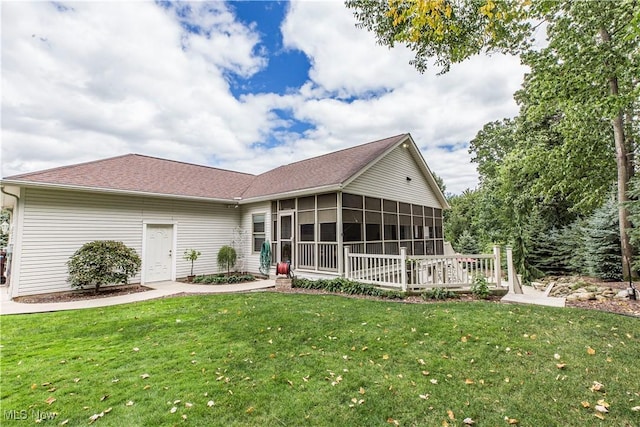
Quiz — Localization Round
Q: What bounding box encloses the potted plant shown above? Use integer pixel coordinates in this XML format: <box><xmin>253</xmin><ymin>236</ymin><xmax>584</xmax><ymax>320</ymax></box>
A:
<box><xmin>183</xmin><ymin>249</ymin><xmax>201</xmax><ymax>282</ymax></box>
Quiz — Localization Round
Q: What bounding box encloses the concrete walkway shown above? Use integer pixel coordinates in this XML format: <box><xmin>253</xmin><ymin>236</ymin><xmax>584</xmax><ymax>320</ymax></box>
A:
<box><xmin>500</xmin><ymin>283</ymin><xmax>566</xmax><ymax>308</ymax></box>
<box><xmin>0</xmin><ymin>280</ymin><xmax>275</xmax><ymax>315</ymax></box>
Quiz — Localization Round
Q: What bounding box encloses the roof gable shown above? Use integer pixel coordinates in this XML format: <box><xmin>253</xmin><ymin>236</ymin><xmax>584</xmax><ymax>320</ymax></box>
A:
<box><xmin>240</xmin><ymin>134</ymin><xmax>408</xmax><ymax>199</ymax></box>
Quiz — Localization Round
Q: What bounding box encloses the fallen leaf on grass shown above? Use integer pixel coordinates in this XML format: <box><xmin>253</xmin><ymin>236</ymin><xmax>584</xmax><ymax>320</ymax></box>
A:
<box><xmin>590</xmin><ymin>381</ymin><xmax>605</xmax><ymax>392</ymax></box>
<box><xmin>140</xmin><ymin>373</ymin><xmax>150</xmax><ymax>379</ymax></box>
<box><xmin>594</xmin><ymin>412</ymin><xmax>605</xmax><ymax>420</ymax></box>
<box><xmin>207</xmin><ymin>401</ymin><xmax>215</xmax><ymax>407</ymax></box>
<box><xmin>359</xmin><ymin>387</ymin><xmax>366</xmax><ymax>395</ymax></box>
<box><xmin>463</xmin><ymin>418</ymin><xmax>475</xmax><ymax>425</ymax></box>
<box><xmin>246</xmin><ymin>407</ymin><xmax>255</xmax><ymax>414</ymax></box>
<box><xmin>125</xmin><ymin>401</ymin><xmax>134</xmax><ymax>407</ymax></box>
<box><xmin>419</xmin><ymin>394</ymin><xmax>430</xmax><ymax>400</ymax></box>
<box><xmin>587</xmin><ymin>347</ymin><xmax>596</xmax><ymax>355</ymax></box>
<box><xmin>74</xmin><ymin>378</ymin><xmax>80</xmax><ymax>383</ymax></box>
<box><xmin>554</xmin><ymin>353</ymin><xmax>561</xmax><ymax>360</ymax></box>
<box><xmin>447</xmin><ymin>409</ymin><xmax>455</xmax><ymax>420</ymax></box>
<box><xmin>505</xmin><ymin>417</ymin><xmax>518</xmax><ymax>424</ymax></box>
<box><xmin>595</xmin><ymin>405</ymin><xmax>609</xmax><ymax>413</ymax></box>
<box><xmin>45</xmin><ymin>397</ymin><xmax>56</xmax><ymax>405</ymax></box>
<box><xmin>430</xmin><ymin>379</ymin><xmax>438</xmax><ymax>384</ymax></box>
<box><xmin>465</xmin><ymin>379</ymin><xmax>474</xmax><ymax>384</ymax></box>
<box><xmin>581</xmin><ymin>401</ymin><xmax>590</xmax><ymax>408</ymax></box>
<box><xmin>631</xmin><ymin>406</ymin><xmax>640</xmax><ymax>412</ymax></box>
<box><xmin>170</xmin><ymin>407</ymin><xmax>177</xmax><ymax>414</ymax></box>
<box><xmin>60</xmin><ymin>419</ymin><xmax>69</xmax><ymax>425</ymax></box>
<box><xmin>143</xmin><ymin>385</ymin><xmax>151</xmax><ymax>390</ymax></box>
<box><xmin>387</xmin><ymin>418</ymin><xmax>399</xmax><ymax>425</ymax></box>
<box><xmin>556</xmin><ymin>363</ymin><xmax>566</xmax><ymax>369</ymax></box>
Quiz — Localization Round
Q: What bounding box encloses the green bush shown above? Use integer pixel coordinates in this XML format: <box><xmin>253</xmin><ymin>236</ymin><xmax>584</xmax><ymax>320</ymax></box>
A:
<box><xmin>193</xmin><ymin>274</ymin><xmax>255</xmax><ymax>284</ymax></box>
<box><xmin>67</xmin><ymin>241</ymin><xmax>141</xmax><ymax>293</ymax></box>
<box><xmin>470</xmin><ymin>275</ymin><xmax>490</xmax><ymax>299</ymax></box>
<box><xmin>217</xmin><ymin>245</ymin><xmax>237</xmax><ymax>275</ymax></box>
<box><xmin>421</xmin><ymin>287</ymin><xmax>458</xmax><ymax>300</ymax></box>
<box><xmin>292</xmin><ymin>277</ymin><xmax>405</xmax><ymax>299</ymax></box>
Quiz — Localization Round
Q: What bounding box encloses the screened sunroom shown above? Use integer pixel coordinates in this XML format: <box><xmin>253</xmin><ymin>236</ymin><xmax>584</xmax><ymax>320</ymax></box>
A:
<box><xmin>270</xmin><ymin>192</ymin><xmax>444</xmax><ymax>275</ymax></box>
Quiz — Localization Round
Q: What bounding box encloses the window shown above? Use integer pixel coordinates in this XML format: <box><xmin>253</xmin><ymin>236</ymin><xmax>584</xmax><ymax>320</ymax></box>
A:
<box><xmin>298</xmin><ymin>210</ymin><xmax>315</xmax><ymax>242</ymax></box>
<box><xmin>365</xmin><ymin>211</ymin><xmax>382</xmax><ymax>241</ymax></box>
<box><xmin>252</xmin><ymin>214</ymin><xmax>266</xmax><ymax>252</ymax></box>
<box><xmin>343</xmin><ymin>193</ymin><xmax>363</xmax><ymax>209</ymax></box>
<box><xmin>320</xmin><ymin>223</ymin><xmax>337</xmax><ymax>242</ymax></box>
<box><xmin>343</xmin><ymin>209</ymin><xmax>363</xmax><ymax>242</ymax></box>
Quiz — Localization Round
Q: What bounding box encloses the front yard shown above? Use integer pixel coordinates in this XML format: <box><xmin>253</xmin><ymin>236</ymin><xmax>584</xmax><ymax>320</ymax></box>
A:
<box><xmin>1</xmin><ymin>293</ymin><xmax>638</xmax><ymax>426</ymax></box>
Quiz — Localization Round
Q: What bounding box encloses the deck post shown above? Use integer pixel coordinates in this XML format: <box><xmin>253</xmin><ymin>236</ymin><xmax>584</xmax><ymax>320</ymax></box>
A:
<box><xmin>343</xmin><ymin>246</ymin><xmax>350</xmax><ymax>279</ymax></box>
<box><xmin>400</xmin><ymin>247</ymin><xmax>407</xmax><ymax>292</ymax></box>
<box><xmin>505</xmin><ymin>246</ymin><xmax>521</xmax><ymax>293</ymax></box>
<box><xmin>493</xmin><ymin>245</ymin><xmax>502</xmax><ymax>288</ymax></box>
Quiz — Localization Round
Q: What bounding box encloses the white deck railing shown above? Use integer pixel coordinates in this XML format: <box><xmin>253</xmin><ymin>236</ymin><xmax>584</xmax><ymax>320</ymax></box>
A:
<box><xmin>297</xmin><ymin>242</ymin><xmax>339</xmax><ymax>272</ymax></box>
<box><xmin>344</xmin><ymin>246</ymin><xmax>508</xmax><ymax>291</ymax></box>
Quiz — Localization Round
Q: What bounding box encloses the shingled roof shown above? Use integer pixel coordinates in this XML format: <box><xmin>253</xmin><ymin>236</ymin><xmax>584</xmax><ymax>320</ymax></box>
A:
<box><xmin>2</xmin><ymin>134</ymin><xmax>430</xmax><ymax>203</ymax></box>
<box><xmin>2</xmin><ymin>154</ymin><xmax>256</xmax><ymax>201</ymax></box>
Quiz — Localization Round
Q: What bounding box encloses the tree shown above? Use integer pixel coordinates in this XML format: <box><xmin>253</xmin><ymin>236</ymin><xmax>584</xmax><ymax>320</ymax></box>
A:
<box><xmin>583</xmin><ymin>197</ymin><xmax>622</xmax><ymax>281</ymax></box>
<box><xmin>67</xmin><ymin>241</ymin><xmax>141</xmax><ymax>294</ymax></box>
<box><xmin>217</xmin><ymin>245</ymin><xmax>237</xmax><ymax>275</ymax></box>
<box><xmin>348</xmin><ymin>0</ymin><xmax>639</xmax><ymax>276</ymax></box>
<box><xmin>346</xmin><ymin>0</ymin><xmax>531</xmax><ymax>74</ymax></box>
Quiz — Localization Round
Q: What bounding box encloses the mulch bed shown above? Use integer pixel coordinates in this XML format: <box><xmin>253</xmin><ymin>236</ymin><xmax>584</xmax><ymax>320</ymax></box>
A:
<box><xmin>13</xmin><ymin>285</ymin><xmax>152</xmax><ymax>304</ymax></box>
<box><xmin>12</xmin><ymin>281</ymin><xmax>639</xmax><ymax>318</ymax></box>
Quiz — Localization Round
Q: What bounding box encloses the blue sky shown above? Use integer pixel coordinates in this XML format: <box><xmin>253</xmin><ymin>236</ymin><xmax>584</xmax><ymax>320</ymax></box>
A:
<box><xmin>1</xmin><ymin>1</ymin><xmax>527</xmax><ymax>193</ymax></box>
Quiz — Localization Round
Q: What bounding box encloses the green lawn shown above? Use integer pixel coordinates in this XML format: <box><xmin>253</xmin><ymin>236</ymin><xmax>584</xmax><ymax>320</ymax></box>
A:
<box><xmin>1</xmin><ymin>293</ymin><xmax>639</xmax><ymax>426</ymax></box>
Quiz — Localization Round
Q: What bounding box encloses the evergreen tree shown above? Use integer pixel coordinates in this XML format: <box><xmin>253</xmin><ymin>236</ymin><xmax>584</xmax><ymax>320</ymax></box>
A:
<box><xmin>455</xmin><ymin>230</ymin><xmax>479</xmax><ymax>254</ymax></box>
<box><xmin>583</xmin><ymin>198</ymin><xmax>622</xmax><ymax>281</ymax></box>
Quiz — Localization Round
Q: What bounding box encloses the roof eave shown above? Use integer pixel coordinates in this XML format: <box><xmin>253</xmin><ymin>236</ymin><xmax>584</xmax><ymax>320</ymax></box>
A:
<box><xmin>0</xmin><ymin>179</ymin><xmax>237</xmax><ymax>204</ymax></box>
<box><xmin>241</xmin><ymin>183</ymin><xmax>343</xmax><ymax>204</ymax></box>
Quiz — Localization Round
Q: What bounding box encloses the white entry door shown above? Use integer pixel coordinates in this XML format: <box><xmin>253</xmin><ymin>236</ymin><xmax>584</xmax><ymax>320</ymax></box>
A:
<box><xmin>145</xmin><ymin>224</ymin><xmax>174</xmax><ymax>282</ymax></box>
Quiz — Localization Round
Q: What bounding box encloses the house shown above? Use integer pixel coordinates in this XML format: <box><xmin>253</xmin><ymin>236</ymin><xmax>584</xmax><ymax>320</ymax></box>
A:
<box><xmin>0</xmin><ymin>134</ymin><xmax>448</xmax><ymax>298</ymax></box>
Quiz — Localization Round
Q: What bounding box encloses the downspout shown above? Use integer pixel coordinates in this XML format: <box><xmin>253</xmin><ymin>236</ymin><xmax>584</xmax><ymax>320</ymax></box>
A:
<box><xmin>0</xmin><ymin>186</ymin><xmax>19</xmax><ymax>289</ymax></box>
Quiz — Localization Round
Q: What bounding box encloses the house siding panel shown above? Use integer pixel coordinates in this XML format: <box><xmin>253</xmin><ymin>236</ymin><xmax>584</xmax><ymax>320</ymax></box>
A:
<box><xmin>344</xmin><ymin>146</ymin><xmax>441</xmax><ymax>208</ymax></box>
<box><xmin>15</xmin><ymin>188</ymin><xmax>240</xmax><ymax>296</ymax></box>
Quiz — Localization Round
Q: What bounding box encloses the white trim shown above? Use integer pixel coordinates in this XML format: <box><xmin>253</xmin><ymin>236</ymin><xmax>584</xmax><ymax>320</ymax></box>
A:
<box><xmin>9</xmin><ymin>187</ymin><xmax>25</xmax><ymax>299</ymax></box>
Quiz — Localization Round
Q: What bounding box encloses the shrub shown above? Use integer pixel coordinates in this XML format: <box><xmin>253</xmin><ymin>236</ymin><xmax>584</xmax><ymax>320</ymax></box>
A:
<box><xmin>193</xmin><ymin>274</ymin><xmax>255</xmax><ymax>284</ymax></box>
<box><xmin>217</xmin><ymin>245</ymin><xmax>237</xmax><ymax>275</ymax></box>
<box><xmin>422</xmin><ymin>287</ymin><xmax>457</xmax><ymax>300</ymax></box>
<box><xmin>67</xmin><ymin>241</ymin><xmax>141</xmax><ymax>293</ymax></box>
<box><xmin>470</xmin><ymin>275</ymin><xmax>490</xmax><ymax>299</ymax></box>
<box><xmin>292</xmin><ymin>277</ymin><xmax>405</xmax><ymax>299</ymax></box>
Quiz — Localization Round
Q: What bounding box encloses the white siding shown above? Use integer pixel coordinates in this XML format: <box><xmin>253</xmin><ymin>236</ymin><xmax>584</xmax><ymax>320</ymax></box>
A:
<box><xmin>345</xmin><ymin>146</ymin><xmax>442</xmax><ymax>208</ymax></box>
<box><xmin>15</xmin><ymin>188</ymin><xmax>240</xmax><ymax>296</ymax></box>
<box><xmin>239</xmin><ymin>202</ymin><xmax>271</xmax><ymax>275</ymax></box>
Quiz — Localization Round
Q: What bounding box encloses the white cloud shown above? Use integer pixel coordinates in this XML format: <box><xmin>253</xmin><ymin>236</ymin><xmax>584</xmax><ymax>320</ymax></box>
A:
<box><xmin>1</xmin><ymin>1</ymin><xmax>526</xmax><ymax>194</ymax></box>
